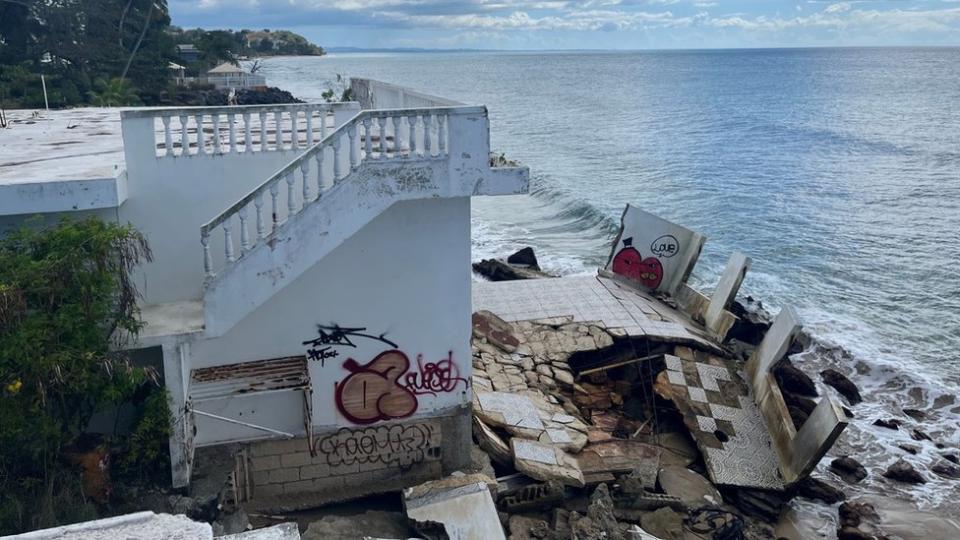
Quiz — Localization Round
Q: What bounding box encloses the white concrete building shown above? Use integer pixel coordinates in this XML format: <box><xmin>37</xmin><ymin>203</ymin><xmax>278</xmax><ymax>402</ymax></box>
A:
<box><xmin>205</xmin><ymin>62</ymin><xmax>267</xmax><ymax>90</ymax></box>
<box><xmin>0</xmin><ymin>79</ymin><xmax>528</xmax><ymax>509</ymax></box>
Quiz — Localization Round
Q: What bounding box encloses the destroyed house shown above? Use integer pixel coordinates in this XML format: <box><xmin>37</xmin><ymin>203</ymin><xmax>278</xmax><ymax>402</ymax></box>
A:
<box><xmin>0</xmin><ymin>80</ymin><xmax>529</xmax><ymax>509</ymax></box>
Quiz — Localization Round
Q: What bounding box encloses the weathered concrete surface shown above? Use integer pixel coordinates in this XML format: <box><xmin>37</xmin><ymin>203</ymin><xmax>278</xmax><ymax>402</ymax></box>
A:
<box><xmin>703</xmin><ymin>251</ymin><xmax>751</xmax><ymax>339</ymax></box>
<box><xmin>8</xmin><ymin>512</ymin><xmax>212</xmax><ymax>540</ymax></box>
<box><xmin>511</xmin><ymin>438</ymin><xmax>585</xmax><ymax>487</ymax></box>
<box><xmin>404</xmin><ymin>477</ymin><xmax>505</xmax><ymax>540</ymax></box>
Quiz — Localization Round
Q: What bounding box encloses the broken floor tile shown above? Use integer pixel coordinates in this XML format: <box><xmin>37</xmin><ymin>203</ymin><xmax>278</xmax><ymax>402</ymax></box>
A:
<box><xmin>511</xmin><ymin>438</ymin><xmax>585</xmax><ymax>488</ymax></box>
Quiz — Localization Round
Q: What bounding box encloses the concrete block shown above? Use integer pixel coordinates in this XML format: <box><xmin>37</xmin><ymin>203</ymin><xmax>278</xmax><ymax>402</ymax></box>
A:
<box><xmin>788</xmin><ymin>394</ymin><xmax>849</xmax><ymax>483</ymax></box>
<box><xmin>255</xmin><ymin>483</ymin><xmax>284</xmax><ymax>499</ymax></box>
<box><xmin>249</xmin><ymin>437</ymin><xmax>306</xmax><ymax>457</ymax></box>
<box><xmin>404</xmin><ymin>479</ymin><xmax>505</xmax><ymax>540</ymax></box>
<box><xmin>299</xmin><ymin>463</ymin><xmax>330</xmax><ymax>480</ymax></box>
<box><xmin>251</xmin><ymin>470</ymin><xmax>270</xmax><ymax>486</ymax></box>
<box><xmin>705</xmin><ymin>251</ymin><xmax>751</xmax><ymax>336</ymax></box>
<box><xmin>283</xmin><ymin>479</ymin><xmax>316</xmax><ymax>494</ymax></box>
<box><xmin>268</xmin><ymin>468</ymin><xmax>299</xmax><ymax>484</ymax></box>
<box><xmin>746</xmin><ymin>306</ymin><xmax>802</xmax><ymax>392</ymax></box>
<box><xmin>250</xmin><ymin>455</ymin><xmax>280</xmax><ymax>472</ymax></box>
<box><xmin>279</xmin><ymin>451</ymin><xmax>312</xmax><ymax>469</ymax></box>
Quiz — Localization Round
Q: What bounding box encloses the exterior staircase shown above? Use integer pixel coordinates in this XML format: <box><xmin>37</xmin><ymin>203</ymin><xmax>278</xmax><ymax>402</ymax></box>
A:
<box><xmin>199</xmin><ymin>105</ymin><xmax>528</xmax><ymax>337</ymax></box>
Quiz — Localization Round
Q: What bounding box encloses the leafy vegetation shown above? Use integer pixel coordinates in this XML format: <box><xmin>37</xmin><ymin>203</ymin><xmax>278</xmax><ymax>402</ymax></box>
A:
<box><xmin>170</xmin><ymin>27</ymin><xmax>325</xmax><ymax>65</ymax></box>
<box><xmin>0</xmin><ymin>218</ymin><xmax>160</xmax><ymax>534</ymax></box>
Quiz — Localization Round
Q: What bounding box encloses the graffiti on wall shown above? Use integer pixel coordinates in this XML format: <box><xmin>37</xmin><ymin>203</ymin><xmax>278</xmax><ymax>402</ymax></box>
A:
<box><xmin>302</xmin><ymin>324</ymin><xmax>399</xmax><ymax>366</ymax></box>
<box><xmin>606</xmin><ymin>204</ymin><xmax>705</xmax><ymax>294</ymax></box>
<box><xmin>334</xmin><ymin>350</ymin><xmax>469</xmax><ymax>425</ymax></box>
<box><xmin>315</xmin><ymin>423</ymin><xmax>440</xmax><ymax>468</ymax></box>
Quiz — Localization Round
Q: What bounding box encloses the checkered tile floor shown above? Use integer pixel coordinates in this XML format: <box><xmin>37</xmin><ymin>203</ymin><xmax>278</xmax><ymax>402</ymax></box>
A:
<box><xmin>663</xmin><ymin>348</ymin><xmax>785</xmax><ymax>490</ymax></box>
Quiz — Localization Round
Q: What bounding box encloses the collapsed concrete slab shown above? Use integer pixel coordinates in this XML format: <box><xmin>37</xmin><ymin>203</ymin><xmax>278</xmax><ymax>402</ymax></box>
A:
<box><xmin>404</xmin><ymin>475</ymin><xmax>505</xmax><ymax>540</ymax></box>
<box><xmin>511</xmin><ymin>438</ymin><xmax>585</xmax><ymax>487</ymax></box>
<box><xmin>7</xmin><ymin>512</ymin><xmax>300</xmax><ymax>540</ymax></box>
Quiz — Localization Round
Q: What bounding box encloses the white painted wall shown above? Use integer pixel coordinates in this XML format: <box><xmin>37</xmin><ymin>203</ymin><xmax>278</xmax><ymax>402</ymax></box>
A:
<box><xmin>189</xmin><ymin>197</ymin><xmax>473</xmax><ymax>443</ymax></box>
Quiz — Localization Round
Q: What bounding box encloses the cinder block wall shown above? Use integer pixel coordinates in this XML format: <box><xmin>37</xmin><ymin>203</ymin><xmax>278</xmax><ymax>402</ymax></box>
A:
<box><xmin>239</xmin><ymin>408</ymin><xmax>470</xmax><ymax>511</ymax></box>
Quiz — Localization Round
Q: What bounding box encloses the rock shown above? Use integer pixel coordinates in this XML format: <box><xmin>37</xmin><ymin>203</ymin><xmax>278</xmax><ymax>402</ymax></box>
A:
<box><xmin>942</xmin><ymin>453</ymin><xmax>959</xmax><ymax>464</ymax></box>
<box><xmin>872</xmin><ymin>418</ymin><xmax>902</xmax><ymax>430</ymax></box>
<box><xmin>508</xmin><ymin>515</ymin><xmax>550</xmax><ymax>540</ymax></box>
<box><xmin>303</xmin><ymin>510</ymin><xmax>413</xmax><ymax>540</ymax></box>
<box><xmin>787</xmin><ymin>406</ymin><xmax>809</xmax><ymax>430</ymax></box>
<box><xmin>898</xmin><ymin>444</ymin><xmax>920</xmax><ymax>455</ymax></box>
<box><xmin>882</xmin><ymin>459</ymin><xmax>926</xmax><ymax>484</ymax></box>
<box><xmin>473</xmin><ymin>259</ymin><xmax>554</xmax><ymax>282</ymax></box>
<box><xmin>795</xmin><ymin>476</ymin><xmax>846</xmax><ymax>504</ymax></box>
<box><xmin>640</xmin><ymin>508</ymin><xmax>685</xmax><ymax>540</ymax></box>
<box><xmin>837</xmin><ymin>501</ymin><xmax>884</xmax><ymax>540</ymax></box>
<box><xmin>507</xmin><ymin>247</ymin><xmax>540</xmax><ymax>270</ymax></box>
<box><xmin>830</xmin><ymin>457</ymin><xmax>868</xmax><ymax>483</ymax></box>
<box><xmin>728</xmin><ymin>297</ymin><xmax>773</xmax><ymax>346</ymax></box>
<box><xmin>553</xmin><ymin>368</ymin><xmax>575</xmax><ymax>387</ymax></box>
<box><xmin>775</xmin><ymin>360</ymin><xmax>819</xmax><ymax>397</ymax></box>
<box><xmin>212</xmin><ymin>508</ymin><xmax>249</xmax><ymax>536</ymax></box>
<box><xmin>783</xmin><ymin>390</ymin><xmax>817</xmax><ymax>415</ymax></box>
<box><xmin>583</xmin><ymin>484</ymin><xmax>623</xmax><ymax>540</ymax></box>
<box><xmin>724</xmin><ymin>487</ymin><xmax>788</xmax><ymax>522</ymax></box>
<box><xmin>931</xmin><ymin>459</ymin><xmax>960</xmax><ymax>479</ymax></box>
<box><xmin>821</xmin><ymin>369</ymin><xmax>863</xmax><ymax>405</ymax></box>
<box><xmin>910</xmin><ymin>428</ymin><xmax>932</xmax><ymax>442</ymax></box>
<box><xmin>657</xmin><ymin>466</ymin><xmax>722</xmax><ymax>506</ymax></box>
<box><xmin>903</xmin><ymin>408</ymin><xmax>927</xmax><ymax>421</ymax></box>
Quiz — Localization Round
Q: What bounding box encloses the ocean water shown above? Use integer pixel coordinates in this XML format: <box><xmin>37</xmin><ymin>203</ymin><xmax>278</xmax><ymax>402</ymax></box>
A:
<box><xmin>260</xmin><ymin>49</ymin><xmax>960</xmax><ymax>528</ymax></box>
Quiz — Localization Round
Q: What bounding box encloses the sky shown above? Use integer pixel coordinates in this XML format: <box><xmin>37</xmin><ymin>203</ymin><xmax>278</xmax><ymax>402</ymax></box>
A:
<box><xmin>169</xmin><ymin>1</ymin><xmax>960</xmax><ymax>50</ymax></box>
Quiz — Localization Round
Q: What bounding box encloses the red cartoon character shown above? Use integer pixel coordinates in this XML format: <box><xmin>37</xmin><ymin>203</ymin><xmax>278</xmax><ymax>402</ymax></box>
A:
<box><xmin>611</xmin><ymin>237</ymin><xmax>664</xmax><ymax>290</ymax></box>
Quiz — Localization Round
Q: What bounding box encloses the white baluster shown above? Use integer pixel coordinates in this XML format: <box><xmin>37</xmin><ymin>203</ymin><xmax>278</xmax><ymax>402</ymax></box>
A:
<box><xmin>238</xmin><ymin>206</ymin><xmax>250</xmax><ymax>254</ymax></box>
<box><xmin>408</xmin><ymin>115</ymin><xmax>417</xmax><ymax>157</ymax></box>
<box><xmin>201</xmin><ymin>231</ymin><xmax>212</xmax><ymax>276</ymax></box>
<box><xmin>315</xmin><ymin>150</ymin><xmax>325</xmax><ymax>195</ymax></box>
<box><xmin>269</xmin><ymin>182</ymin><xmax>280</xmax><ymax>231</ymax></box>
<box><xmin>228</xmin><ymin>113</ymin><xmax>237</xmax><ymax>154</ymax></box>
<box><xmin>212</xmin><ymin>114</ymin><xmax>221</xmax><ymax>154</ymax></box>
<box><xmin>300</xmin><ymin>160</ymin><xmax>310</xmax><ymax>203</ymax></box>
<box><xmin>259</xmin><ymin>111</ymin><xmax>268</xmax><ymax>152</ymax></box>
<box><xmin>321</xmin><ymin>111</ymin><xmax>328</xmax><ymax>140</ymax></box>
<box><xmin>161</xmin><ymin>116</ymin><xmax>173</xmax><ymax>157</ymax></box>
<box><xmin>195</xmin><ymin>114</ymin><xmax>206</xmax><ymax>155</ymax></box>
<box><xmin>306</xmin><ymin>111</ymin><xmax>314</xmax><ymax>147</ymax></box>
<box><xmin>243</xmin><ymin>113</ymin><xmax>252</xmax><ymax>153</ymax></box>
<box><xmin>285</xmin><ymin>171</ymin><xmax>297</xmax><ymax>214</ymax></box>
<box><xmin>391</xmin><ymin>116</ymin><xmax>401</xmax><ymax>157</ymax></box>
<box><xmin>274</xmin><ymin>111</ymin><xmax>283</xmax><ymax>150</ymax></box>
<box><xmin>438</xmin><ymin>114</ymin><xmax>447</xmax><ymax>155</ymax></box>
<box><xmin>363</xmin><ymin>117</ymin><xmax>373</xmax><ymax>159</ymax></box>
<box><xmin>254</xmin><ymin>192</ymin><xmax>266</xmax><ymax>239</ymax></box>
<box><xmin>291</xmin><ymin>110</ymin><xmax>299</xmax><ymax>150</ymax></box>
<box><xmin>423</xmin><ymin>113</ymin><xmax>432</xmax><ymax>156</ymax></box>
<box><xmin>378</xmin><ymin>117</ymin><xmax>387</xmax><ymax>158</ymax></box>
<box><xmin>348</xmin><ymin>124</ymin><xmax>358</xmax><ymax>169</ymax></box>
<box><xmin>333</xmin><ymin>135</ymin><xmax>343</xmax><ymax>182</ymax></box>
<box><xmin>179</xmin><ymin>115</ymin><xmax>189</xmax><ymax>156</ymax></box>
<box><xmin>223</xmin><ymin>221</ymin><xmax>235</xmax><ymax>263</ymax></box>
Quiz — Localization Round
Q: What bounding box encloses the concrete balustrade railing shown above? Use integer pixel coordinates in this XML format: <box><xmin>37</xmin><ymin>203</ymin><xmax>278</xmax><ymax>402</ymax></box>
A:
<box><xmin>200</xmin><ymin>105</ymin><xmax>483</xmax><ymax>278</ymax></box>
<box><xmin>122</xmin><ymin>103</ymin><xmax>360</xmax><ymax>158</ymax></box>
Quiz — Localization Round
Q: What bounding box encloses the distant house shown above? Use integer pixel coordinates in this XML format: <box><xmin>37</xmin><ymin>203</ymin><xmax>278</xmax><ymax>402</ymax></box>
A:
<box><xmin>168</xmin><ymin>62</ymin><xmax>187</xmax><ymax>86</ymax></box>
<box><xmin>204</xmin><ymin>62</ymin><xmax>266</xmax><ymax>90</ymax></box>
<box><xmin>176</xmin><ymin>44</ymin><xmax>200</xmax><ymax>63</ymax></box>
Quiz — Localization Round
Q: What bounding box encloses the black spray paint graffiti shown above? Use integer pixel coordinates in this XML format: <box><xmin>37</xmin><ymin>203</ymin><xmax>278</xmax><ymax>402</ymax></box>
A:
<box><xmin>650</xmin><ymin>234</ymin><xmax>680</xmax><ymax>258</ymax></box>
<box><xmin>314</xmin><ymin>423</ymin><xmax>440</xmax><ymax>469</ymax></box>
<box><xmin>403</xmin><ymin>352</ymin><xmax>469</xmax><ymax>396</ymax></box>
<box><xmin>302</xmin><ymin>324</ymin><xmax>399</xmax><ymax>366</ymax></box>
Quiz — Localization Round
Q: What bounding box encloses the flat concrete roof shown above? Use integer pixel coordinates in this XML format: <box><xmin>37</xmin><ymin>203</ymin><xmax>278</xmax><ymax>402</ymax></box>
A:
<box><xmin>0</xmin><ymin>108</ymin><xmax>126</xmax><ymax>215</ymax></box>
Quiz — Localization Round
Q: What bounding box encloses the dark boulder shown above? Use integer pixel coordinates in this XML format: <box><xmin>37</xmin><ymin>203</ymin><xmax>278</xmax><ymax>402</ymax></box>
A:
<box><xmin>942</xmin><ymin>453</ymin><xmax>959</xmax><ymax>464</ymax></box>
<box><xmin>903</xmin><ymin>408</ymin><xmax>926</xmax><ymax>421</ymax></box>
<box><xmin>898</xmin><ymin>444</ymin><xmax>920</xmax><ymax>455</ymax></box>
<box><xmin>830</xmin><ymin>457</ymin><xmax>868</xmax><ymax>484</ymax></box>
<box><xmin>872</xmin><ymin>418</ymin><xmax>902</xmax><ymax>430</ymax></box>
<box><xmin>728</xmin><ymin>297</ymin><xmax>773</xmax><ymax>345</ymax></box>
<box><xmin>783</xmin><ymin>391</ymin><xmax>817</xmax><ymax>415</ymax></box>
<box><xmin>910</xmin><ymin>428</ymin><xmax>933</xmax><ymax>442</ymax></box>
<box><xmin>472</xmin><ymin>258</ymin><xmax>555</xmax><ymax>282</ymax></box>
<box><xmin>837</xmin><ymin>501</ymin><xmax>885</xmax><ymax>540</ymax></box>
<box><xmin>932</xmin><ymin>459</ymin><xmax>960</xmax><ymax>479</ymax></box>
<box><xmin>507</xmin><ymin>247</ymin><xmax>540</xmax><ymax>270</ymax></box>
<box><xmin>795</xmin><ymin>476</ymin><xmax>846</xmax><ymax>504</ymax></box>
<box><xmin>882</xmin><ymin>458</ymin><xmax>926</xmax><ymax>484</ymax></box>
<box><xmin>775</xmin><ymin>360</ymin><xmax>819</xmax><ymax>397</ymax></box>
<box><xmin>787</xmin><ymin>406</ymin><xmax>809</xmax><ymax>430</ymax></box>
<box><xmin>821</xmin><ymin>369</ymin><xmax>862</xmax><ymax>405</ymax></box>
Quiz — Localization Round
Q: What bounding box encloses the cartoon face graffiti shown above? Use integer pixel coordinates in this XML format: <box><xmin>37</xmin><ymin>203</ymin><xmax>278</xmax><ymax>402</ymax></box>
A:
<box><xmin>336</xmin><ymin>350</ymin><xmax>418</xmax><ymax>425</ymax></box>
<box><xmin>611</xmin><ymin>237</ymin><xmax>664</xmax><ymax>290</ymax></box>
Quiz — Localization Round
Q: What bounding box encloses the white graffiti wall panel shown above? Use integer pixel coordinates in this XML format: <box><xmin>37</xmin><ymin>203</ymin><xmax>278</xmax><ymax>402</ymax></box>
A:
<box><xmin>605</xmin><ymin>204</ymin><xmax>706</xmax><ymax>295</ymax></box>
